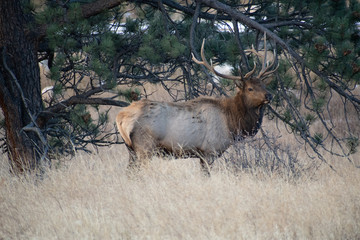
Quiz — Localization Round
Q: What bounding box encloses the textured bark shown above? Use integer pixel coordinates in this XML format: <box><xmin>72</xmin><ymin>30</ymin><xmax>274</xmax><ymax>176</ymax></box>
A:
<box><xmin>0</xmin><ymin>0</ymin><xmax>44</xmax><ymax>173</ymax></box>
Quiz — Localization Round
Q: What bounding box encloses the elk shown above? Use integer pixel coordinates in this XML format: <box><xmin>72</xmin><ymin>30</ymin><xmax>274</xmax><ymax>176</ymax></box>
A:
<box><xmin>116</xmin><ymin>35</ymin><xmax>278</xmax><ymax>174</ymax></box>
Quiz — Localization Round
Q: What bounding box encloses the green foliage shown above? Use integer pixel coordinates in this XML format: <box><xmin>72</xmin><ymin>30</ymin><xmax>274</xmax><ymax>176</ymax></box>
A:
<box><xmin>70</xmin><ymin>105</ymin><xmax>92</xmax><ymax>129</ymax></box>
<box><xmin>119</xmin><ymin>88</ymin><xmax>141</xmax><ymax>103</ymax></box>
<box><xmin>283</xmin><ymin>109</ymin><xmax>292</xmax><ymax>123</ymax></box>
<box><xmin>90</xmin><ymin>57</ymin><xmax>113</xmax><ymax>83</ymax></box>
<box><xmin>276</xmin><ymin>59</ymin><xmax>293</xmax><ymax>83</ymax></box>
<box><xmin>35</xmin><ymin>5</ymin><xmax>63</xmax><ymax>24</ymax></box>
<box><xmin>125</xmin><ymin>18</ymin><xmax>140</xmax><ymax>33</ymax></box>
<box><xmin>282</xmin><ymin>73</ymin><xmax>296</xmax><ymax>89</ymax></box>
<box><xmin>100</xmin><ymin>34</ymin><xmax>116</xmax><ymax>57</ymax></box>
<box><xmin>293</xmin><ymin>121</ymin><xmax>308</xmax><ymax>134</ymax></box>
<box><xmin>313</xmin><ymin>133</ymin><xmax>324</xmax><ymax>146</ymax></box>
<box><xmin>346</xmin><ymin>136</ymin><xmax>360</xmax><ymax>154</ymax></box>
<box><xmin>316</xmin><ymin>78</ymin><xmax>328</xmax><ymax>92</ymax></box>
<box><xmin>218</xmin><ymin>77</ymin><xmax>234</xmax><ymax>88</ymax></box>
<box><xmin>312</xmin><ymin>96</ymin><xmax>326</xmax><ymax>111</ymax></box>
<box><xmin>346</xmin><ymin>136</ymin><xmax>359</xmax><ymax>154</ymax></box>
<box><xmin>305</xmin><ymin>113</ymin><xmax>316</xmax><ymax>124</ymax></box>
<box><xmin>300</xmin><ymin>0</ymin><xmax>360</xmax><ymax>82</ymax></box>
<box><xmin>138</xmin><ymin>11</ymin><xmax>186</xmax><ymax>64</ymax></box>
<box><xmin>67</xmin><ymin>3</ymin><xmax>83</xmax><ymax>22</ymax></box>
<box><xmin>224</xmin><ymin>38</ymin><xmax>241</xmax><ymax>64</ymax></box>
<box><xmin>52</xmin><ymin>83</ymin><xmax>63</xmax><ymax>96</ymax></box>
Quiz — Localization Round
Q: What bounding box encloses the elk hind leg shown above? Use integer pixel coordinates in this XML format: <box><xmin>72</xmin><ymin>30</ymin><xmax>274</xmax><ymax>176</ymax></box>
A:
<box><xmin>126</xmin><ymin>145</ymin><xmax>140</xmax><ymax>171</ymax></box>
<box><xmin>128</xmin><ymin>140</ymin><xmax>157</xmax><ymax>171</ymax></box>
<box><xmin>126</xmin><ymin>131</ymin><xmax>155</xmax><ymax>171</ymax></box>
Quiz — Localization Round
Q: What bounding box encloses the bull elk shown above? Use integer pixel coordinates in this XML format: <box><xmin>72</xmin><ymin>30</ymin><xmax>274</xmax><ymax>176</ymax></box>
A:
<box><xmin>116</xmin><ymin>35</ymin><xmax>278</xmax><ymax>174</ymax></box>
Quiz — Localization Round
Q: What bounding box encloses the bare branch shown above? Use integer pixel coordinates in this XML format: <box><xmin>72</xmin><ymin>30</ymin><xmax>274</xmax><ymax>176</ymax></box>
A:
<box><xmin>45</xmin><ymin>95</ymin><xmax>129</xmax><ymax>114</ymax></box>
<box><xmin>81</xmin><ymin>0</ymin><xmax>127</xmax><ymax>19</ymax></box>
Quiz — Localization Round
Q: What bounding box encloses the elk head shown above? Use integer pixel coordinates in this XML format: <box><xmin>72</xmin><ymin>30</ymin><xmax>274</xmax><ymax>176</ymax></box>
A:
<box><xmin>192</xmin><ymin>33</ymin><xmax>278</xmax><ymax>109</ymax></box>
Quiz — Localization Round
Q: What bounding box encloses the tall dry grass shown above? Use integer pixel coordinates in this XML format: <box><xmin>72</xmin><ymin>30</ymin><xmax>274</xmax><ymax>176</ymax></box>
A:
<box><xmin>0</xmin><ymin>144</ymin><xmax>359</xmax><ymax>239</ymax></box>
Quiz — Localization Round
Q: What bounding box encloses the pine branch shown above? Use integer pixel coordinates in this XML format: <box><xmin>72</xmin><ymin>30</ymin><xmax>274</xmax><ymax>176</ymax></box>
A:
<box><xmin>81</xmin><ymin>0</ymin><xmax>126</xmax><ymax>19</ymax></box>
<box><xmin>44</xmin><ymin>92</ymin><xmax>129</xmax><ymax>114</ymax></box>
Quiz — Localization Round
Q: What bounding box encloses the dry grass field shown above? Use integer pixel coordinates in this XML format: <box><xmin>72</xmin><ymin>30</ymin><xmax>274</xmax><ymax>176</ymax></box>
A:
<box><xmin>0</xmin><ymin>134</ymin><xmax>360</xmax><ymax>239</ymax></box>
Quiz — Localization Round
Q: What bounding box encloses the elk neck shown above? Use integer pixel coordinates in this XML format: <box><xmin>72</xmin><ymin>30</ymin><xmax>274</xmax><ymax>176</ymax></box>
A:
<box><xmin>222</xmin><ymin>91</ymin><xmax>265</xmax><ymax>140</ymax></box>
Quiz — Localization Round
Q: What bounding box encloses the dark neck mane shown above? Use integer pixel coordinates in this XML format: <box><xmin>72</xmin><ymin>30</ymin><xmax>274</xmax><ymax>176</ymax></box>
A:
<box><xmin>222</xmin><ymin>93</ymin><xmax>265</xmax><ymax>140</ymax></box>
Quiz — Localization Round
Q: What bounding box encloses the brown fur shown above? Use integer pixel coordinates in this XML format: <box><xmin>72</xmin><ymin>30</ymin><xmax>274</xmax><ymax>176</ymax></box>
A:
<box><xmin>116</xmin><ymin>77</ymin><xmax>272</xmax><ymax>174</ymax></box>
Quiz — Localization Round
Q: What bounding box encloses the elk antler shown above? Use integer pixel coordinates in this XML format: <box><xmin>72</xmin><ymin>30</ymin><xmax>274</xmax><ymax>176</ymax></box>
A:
<box><xmin>245</xmin><ymin>33</ymin><xmax>279</xmax><ymax>80</ymax></box>
<box><xmin>192</xmin><ymin>39</ymin><xmax>257</xmax><ymax>83</ymax></box>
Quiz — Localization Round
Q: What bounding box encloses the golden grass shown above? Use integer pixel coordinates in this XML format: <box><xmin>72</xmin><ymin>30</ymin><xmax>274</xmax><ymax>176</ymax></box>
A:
<box><xmin>0</xmin><ymin>144</ymin><xmax>359</xmax><ymax>239</ymax></box>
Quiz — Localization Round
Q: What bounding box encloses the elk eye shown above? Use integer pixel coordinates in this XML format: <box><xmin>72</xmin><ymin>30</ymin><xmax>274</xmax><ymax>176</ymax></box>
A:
<box><xmin>248</xmin><ymin>88</ymin><xmax>253</xmax><ymax>91</ymax></box>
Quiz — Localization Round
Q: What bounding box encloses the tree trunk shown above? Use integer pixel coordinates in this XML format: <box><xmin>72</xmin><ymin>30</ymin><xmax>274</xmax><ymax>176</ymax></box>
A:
<box><xmin>0</xmin><ymin>0</ymin><xmax>45</xmax><ymax>173</ymax></box>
